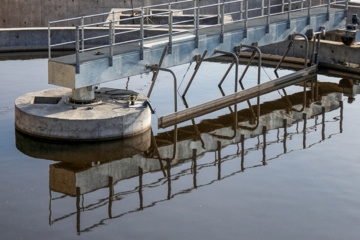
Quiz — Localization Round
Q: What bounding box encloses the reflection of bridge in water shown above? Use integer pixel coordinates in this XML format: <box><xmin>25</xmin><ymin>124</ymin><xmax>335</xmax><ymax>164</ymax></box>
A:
<box><xmin>15</xmin><ymin>74</ymin><xmax>359</xmax><ymax>234</ymax></box>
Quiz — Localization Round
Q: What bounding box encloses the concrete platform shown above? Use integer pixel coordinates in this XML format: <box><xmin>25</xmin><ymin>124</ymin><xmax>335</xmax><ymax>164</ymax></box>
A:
<box><xmin>15</xmin><ymin>88</ymin><xmax>151</xmax><ymax>141</ymax></box>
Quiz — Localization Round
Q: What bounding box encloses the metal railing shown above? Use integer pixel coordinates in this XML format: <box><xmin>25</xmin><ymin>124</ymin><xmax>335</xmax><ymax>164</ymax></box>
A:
<box><xmin>48</xmin><ymin>0</ymin><xmax>348</xmax><ymax>70</ymax></box>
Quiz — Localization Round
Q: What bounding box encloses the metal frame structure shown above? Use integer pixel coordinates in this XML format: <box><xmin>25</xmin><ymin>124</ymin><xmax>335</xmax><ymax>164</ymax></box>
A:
<box><xmin>48</xmin><ymin>0</ymin><xmax>349</xmax><ymax>69</ymax></box>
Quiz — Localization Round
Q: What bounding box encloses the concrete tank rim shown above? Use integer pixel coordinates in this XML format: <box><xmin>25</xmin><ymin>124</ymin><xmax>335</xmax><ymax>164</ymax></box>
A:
<box><xmin>15</xmin><ymin>87</ymin><xmax>152</xmax><ymax>141</ymax></box>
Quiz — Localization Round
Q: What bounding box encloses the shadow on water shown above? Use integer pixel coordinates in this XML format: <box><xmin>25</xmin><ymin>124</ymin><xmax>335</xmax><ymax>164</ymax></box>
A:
<box><xmin>15</xmin><ymin>74</ymin><xmax>360</xmax><ymax>235</ymax></box>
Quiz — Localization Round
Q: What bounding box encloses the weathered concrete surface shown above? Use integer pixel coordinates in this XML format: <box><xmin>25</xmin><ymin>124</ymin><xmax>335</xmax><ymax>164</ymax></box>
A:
<box><xmin>15</xmin><ymin>88</ymin><xmax>151</xmax><ymax>140</ymax></box>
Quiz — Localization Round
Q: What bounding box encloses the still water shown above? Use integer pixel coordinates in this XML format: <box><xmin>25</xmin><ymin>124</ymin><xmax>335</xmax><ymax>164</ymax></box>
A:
<box><xmin>0</xmin><ymin>55</ymin><xmax>359</xmax><ymax>240</ymax></box>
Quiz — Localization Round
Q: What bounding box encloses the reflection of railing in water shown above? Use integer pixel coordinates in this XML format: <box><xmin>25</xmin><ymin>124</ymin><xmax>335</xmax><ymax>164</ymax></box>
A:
<box><xmin>45</xmin><ymin>86</ymin><xmax>346</xmax><ymax>234</ymax></box>
<box><xmin>48</xmin><ymin>99</ymin><xmax>344</xmax><ymax>234</ymax></box>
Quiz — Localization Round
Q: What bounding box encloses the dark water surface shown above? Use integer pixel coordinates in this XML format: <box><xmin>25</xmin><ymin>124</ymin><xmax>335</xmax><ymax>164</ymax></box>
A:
<box><xmin>0</xmin><ymin>56</ymin><xmax>360</xmax><ymax>240</ymax></box>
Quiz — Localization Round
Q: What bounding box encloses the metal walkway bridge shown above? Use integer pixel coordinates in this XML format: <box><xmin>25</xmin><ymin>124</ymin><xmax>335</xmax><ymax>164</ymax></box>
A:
<box><xmin>48</xmin><ymin>0</ymin><xmax>348</xmax><ymax>125</ymax></box>
<box><xmin>48</xmin><ymin>0</ymin><xmax>348</xmax><ymax>87</ymax></box>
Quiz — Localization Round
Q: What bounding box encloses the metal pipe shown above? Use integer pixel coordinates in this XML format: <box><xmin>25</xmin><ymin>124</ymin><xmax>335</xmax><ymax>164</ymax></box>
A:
<box><xmin>238</xmin><ymin>50</ymin><xmax>256</xmax><ymax>84</ymax></box>
<box><xmin>147</xmin><ymin>65</ymin><xmax>178</xmax><ymax>113</ymax></box>
<box><xmin>241</xmin><ymin>44</ymin><xmax>261</xmax><ymax>85</ymax></box>
<box><xmin>215</xmin><ymin>50</ymin><xmax>238</xmax><ymax>92</ymax></box>
<box><xmin>294</xmin><ymin>33</ymin><xmax>309</xmax><ymax>68</ymax></box>
<box><xmin>148</xmin><ymin>46</ymin><xmax>168</xmax><ymax>98</ymax></box>
<box><xmin>158</xmin><ymin>66</ymin><xmax>317</xmax><ymax>129</ymax></box>
<box><xmin>182</xmin><ymin>50</ymin><xmax>207</xmax><ymax>98</ymax></box>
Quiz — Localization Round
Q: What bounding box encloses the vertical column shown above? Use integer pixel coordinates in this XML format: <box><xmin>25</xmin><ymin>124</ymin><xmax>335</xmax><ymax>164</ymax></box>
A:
<box><xmin>241</xmin><ymin>134</ymin><xmax>245</xmax><ymax>172</ymax></box>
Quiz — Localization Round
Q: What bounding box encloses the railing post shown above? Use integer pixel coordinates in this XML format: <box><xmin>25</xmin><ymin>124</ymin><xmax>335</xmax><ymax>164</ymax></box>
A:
<box><xmin>194</xmin><ymin>0</ymin><xmax>197</xmax><ymax>27</ymax></box>
<box><xmin>169</xmin><ymin>11</ymin><xmax>173</xmax><ymax>54</ymax></box>
<box><xmin>244</xmin><ymin>0</ymin><xmax>248</xmax><ymax>38</ymax></box>
<box><xmin>48</xmin><ymin>22</ymin><xmax>51</xmax><ymax>59</ymax></box>
<box><xmin>287</xmin><ymin>0</ymin><xmax>291</xmax><ymax>29</ymax></box>
<box><xmin>282</xmin><ymin>0</ymin><xmax>285</xmax><ymax>12</ymax></box>
<box><xmin>109</xmin><ymin>20</ymin><xmax>114</xmax><ymax>67</ymax></box>
<box><xmin>140</xmin><ymin>7</ymin><xmax>144</xmax><ymax>60</ymax></box>
<box><xmin>81</xmin><ymin>17</ymin><xmax>85</xmax><ymax>51</ymax></box>
<box><xmin>307</xmin><ymin>0</ymin><xmax>311</xmax><ymax>25</ymax></box>
<box><xmin>326</xmin><ymin>0</ymin><xmax>330</xmax><ymax>21</ymax></box>
<box><xmin>168</xmin><ymin>2</ymin><xmax>172</xmax><ymax>25</ymax></box>
<box><xmin>301</xmin><ymin>0</ymin><xmax>304</xmax><ymax>9</ymax></box>
<box><xmin>195</xmin><ymin>6</ymin><xmax>200</xmax><ymax>48</ymax></box>
<box><xmin>240</xmin><ymin>0</ymin><xmax>243</xmax><ymax>20</ymax></box>
<box><xmin>345</xmin><ymin>0</ymin><xmax>349</xmax><ymax>18</ymax></box>
<box><xmin>220</xmin><ymin>1</ymin><xmax>225</xmax><ymax>43</ymax></box>
<box><xmin>75</xmin><ymin>26</ymin><xmax>80</xmax><ymax>74</ymax></box>
<box><xmin>218</xmin><ymin>0</ymin><xmax>221</xmax><ymax>24</ymax></box>
<box><xmin>261</xmin><ymin>0</ymin><xmax>264</xmax><ymax>16</ymax></box>
<box><xmin>266</xmin><ymin>0</ymin><xmax>270</xmax><ymax>33</ymax></box>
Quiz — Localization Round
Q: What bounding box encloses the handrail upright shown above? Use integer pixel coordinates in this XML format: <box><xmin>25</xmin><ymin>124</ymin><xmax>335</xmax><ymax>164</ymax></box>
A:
<box><xmin>81</xmin><ymin>17</ymin><xmax>84</xmax><ymax>51</ymax></box>
<box><xmin>75</xmin><ymin>26</ymin><xmax>80</xmax><ymax>74</ymax></box>
<box><xmin>48</xmin><ymin>22</ymin><xmax>51</xmax><ymax>59</ymax></box>
<box><xmin>220</xmin><ymin>1</ymin><xmax>225</xmax><ymax>43</ymax></box>
<box><xmin>140</xmin><ymin>7</ymin><xmax>145</xmax><ymax>60</ymax></box>
<box><xmin>169</xmin><ymin>11</ymin><xmax>173</xmax><ymax>54</ymax></box>
<box><xmin>308</xmin><ymin>0</ymin><xmax>312</xmax><ymax>25</ymax></box>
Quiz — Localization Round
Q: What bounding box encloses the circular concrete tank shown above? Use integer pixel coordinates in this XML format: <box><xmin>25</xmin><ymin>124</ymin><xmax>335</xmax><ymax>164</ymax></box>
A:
<box><xmin>15</xmin><ymin>88</ymin><xmax>151</xmax><ymax>141</ymax></box>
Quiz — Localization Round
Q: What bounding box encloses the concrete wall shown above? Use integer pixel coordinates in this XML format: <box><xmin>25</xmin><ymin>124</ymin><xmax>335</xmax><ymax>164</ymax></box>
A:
<box><xmin>1</xmin><ymin>0</ymin><xmax>282</xmax><ymax>28</ymax></box>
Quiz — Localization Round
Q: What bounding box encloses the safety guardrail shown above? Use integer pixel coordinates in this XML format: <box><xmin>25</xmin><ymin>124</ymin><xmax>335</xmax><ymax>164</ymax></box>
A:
<box><xmin>48</xmin><ymin>0</ymin><xmax>349</xmax><ymax>70</ymax></box>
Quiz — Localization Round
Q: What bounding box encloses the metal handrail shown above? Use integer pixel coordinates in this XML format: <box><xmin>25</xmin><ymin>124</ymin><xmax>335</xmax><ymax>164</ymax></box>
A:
<box><xmin>48</xmin><ymin>0</ymin><xmax>349</xmax><ymax>69</ymax></box>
